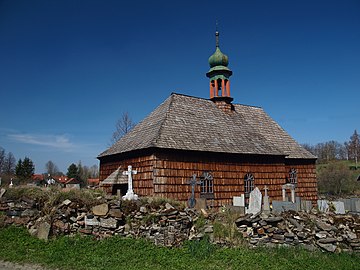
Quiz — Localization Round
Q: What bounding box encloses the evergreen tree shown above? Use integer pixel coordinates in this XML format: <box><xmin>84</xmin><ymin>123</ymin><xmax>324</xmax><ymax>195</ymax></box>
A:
<box><xmin>15</xmin><ymin>157</ymin><xmax>35</xmax><ymax>180</ymax></box>
<box><xmin>22</xmin><ymin>157</ymin><xmax>35</xmax><ymax>179</ymax></box>
<box><xmin>66</xmin><ymin>163</ymin><xmax>78</xmax><ymax>179</ymax></box>
<box><xmin>15</xmin><ymin>159</ymin><xmax>23</xmax><ymax>178</ymax></box>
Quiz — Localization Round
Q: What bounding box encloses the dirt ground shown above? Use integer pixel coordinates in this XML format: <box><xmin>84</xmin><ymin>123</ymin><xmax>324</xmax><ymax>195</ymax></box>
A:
<box><xmin>0</xmin><ymin>260</ymin><xmax>52</xmax><ymax>270</ymax></box>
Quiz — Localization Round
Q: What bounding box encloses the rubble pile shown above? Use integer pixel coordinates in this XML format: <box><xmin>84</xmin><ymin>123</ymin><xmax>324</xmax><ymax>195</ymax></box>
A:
<box><xmin>0</xmin><ymin>195</ymin><xmax>193</xmax><ymax>247</ymax></box>
<box><xmin>235</xmin><ymin>211</ymin><xmax>360</xmax><ymax>253</ymax></box>
<box><xmin>0</xmin><ymin>190</ymin><xmax>359</xmax><ymax>253</ymax></box>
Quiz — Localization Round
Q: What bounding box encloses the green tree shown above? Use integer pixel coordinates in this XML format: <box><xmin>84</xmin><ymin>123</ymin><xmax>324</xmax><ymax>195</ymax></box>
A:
<box><xmin>66</xmin><ymin>163</ymin><xmax>78</xmax><ymax>179</ymax></box>
<box><xmin>15</xmin><ymin>157</ymin><xmax>35</xmax><ymax>181</ymax></box>
<box><xmin>15</xmin><ymin>159</ymin><xmax>23</xmax><ymax>178</ymax></box>
<box><xmin>318</xmin><ymin>162</ymin><xmax>354</xmax><ymax>195</ymax></box>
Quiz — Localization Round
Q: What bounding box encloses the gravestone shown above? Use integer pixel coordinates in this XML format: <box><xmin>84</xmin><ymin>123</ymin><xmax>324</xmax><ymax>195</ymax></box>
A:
<box><xmin>350</xmin><ymin>198</ymin><xmax>360</xmax><ymax>213</ymax></box>
<box><xmin>300</xmin><ymin>200</ymin><xmax>313</xmax><ymax>212</ymax></box>
<box><xmin>355</xmin><ymin>200</ymin><xmax>360</xmax><ymax>213</ymax></box>
<box><xmin>317</xmin><ymin>200</ymin><xmax>329</xmax><ymax>212</ymax></box>
<box><xmin>233</xmin><ymin>194</ymin><xmax>245</xmax><ymax>207</ymax></box>
<box><xmin>122</xmin><ymin>165</ymin><xmax>138</xmax><ymax>200</ymax></box>
<box><xmin>295</xmin><ymin>197</ymin><xmax>301</xmax><ymax>212</ymax></box>
<box><xmin>262</xmin><ymin>186</ymin><xmax>270</xmax><ymax>215</ymax></box>
<box><xmin>272</xmin><ymin>201</ymin><xmax>297</xmax><ymax>213</ymax></box>
<box><xmin>187</xmin><ymin>174</ymin><xmax>201</xmax><ymax>208</ymax></box>
<box><xmin>246</xmin><ymin>187</ymin><xmax>262</xmax><ymax>215</ymax></box>
<box><xmin>333</xmin><ymin>201</ymin><xmax>345</xmax><ymax>214</ymax></box>
<box><xmin>340</xmin><ymin>199</ymin><xmax>351</xmax><ymax>212</ymax></box>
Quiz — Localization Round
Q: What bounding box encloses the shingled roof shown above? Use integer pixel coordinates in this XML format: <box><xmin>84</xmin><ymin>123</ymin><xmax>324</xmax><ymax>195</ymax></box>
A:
<box><xmin>99</xmin><ymin>93</ymin><xmax>315</xmax><ymax>159</ymax></box>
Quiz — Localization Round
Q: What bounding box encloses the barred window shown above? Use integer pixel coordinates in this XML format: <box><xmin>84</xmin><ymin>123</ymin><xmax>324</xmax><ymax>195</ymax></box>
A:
<box><xmin>244</xmin><ymin>173</ymin><xmax>254</xmax><ymax>196</ymax></box>
<box><xmin>201</xmin><ymin>172</ymin><xmax>213</xmax><ymax>194</ymax></box>
<box><xmin>289</xmin><ymin>168</ymin><xmax>297</xmax><ymax>184</ymax></box>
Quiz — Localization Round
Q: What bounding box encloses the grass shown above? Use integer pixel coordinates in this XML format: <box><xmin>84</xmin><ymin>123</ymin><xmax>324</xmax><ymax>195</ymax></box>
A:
<box><xmin>0</xmin><ymin>226</ymin><xmax>359</xmax><ymax>270</ymax></box>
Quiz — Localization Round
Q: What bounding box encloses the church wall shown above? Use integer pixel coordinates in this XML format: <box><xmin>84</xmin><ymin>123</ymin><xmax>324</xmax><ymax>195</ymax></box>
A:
<box><xmin>99</xmin><ymin>154</ymin><xmax>155</xmax><ymax>196</ymax></box>
<box><xmin>153</xmin><ymin>151</ymin><xmax>293</xmax><ymax>207</ymax></box>
<box><xmin>285</xmin><ymin>161</ymin><xmax>318</xmax><ymax>202</ymax></box>
<box><xmin>99</xmin><ymin>150</ymin><xmax>318</xmax><ymax>206</ymax></box>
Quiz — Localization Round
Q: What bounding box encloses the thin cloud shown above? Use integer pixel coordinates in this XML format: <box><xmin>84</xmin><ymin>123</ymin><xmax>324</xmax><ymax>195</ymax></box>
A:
<box><xmin>8</xmin><ymin>133</ymin><xmax>75</xmax><ymax>151</ymax></box>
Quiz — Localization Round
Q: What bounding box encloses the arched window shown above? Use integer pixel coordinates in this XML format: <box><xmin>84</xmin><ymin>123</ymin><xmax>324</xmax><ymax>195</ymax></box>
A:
<box><xmin>201</xmin><ymin>172</ymin><xmax>213</xmax><ymax>194</ymax></box>
<box><xmin>244</xmin><ymin>173</ymin><xmax>254</xmax><ymax>197</ymax></box>
<box><xmin>289</xmin><ymin>168</ymin><xmax>297</xmax><ymax>184</ymax></box>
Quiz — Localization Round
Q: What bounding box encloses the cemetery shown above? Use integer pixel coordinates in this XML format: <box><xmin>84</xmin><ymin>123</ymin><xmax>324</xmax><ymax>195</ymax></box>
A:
<box><xmin>1</xmin><ymin>178</ymin><xmax>360</xmax><ymax>254</ymax></box>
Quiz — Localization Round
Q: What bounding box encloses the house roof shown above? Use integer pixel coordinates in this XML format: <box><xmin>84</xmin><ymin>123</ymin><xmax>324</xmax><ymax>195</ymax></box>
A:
<box><xmin>99</xmin><ymin>93</ymin><xmax>315</xmax><ymax>159</ymax></box>
<box><xmin>100</xmin><ymin>167</ymin><xmax>128</xmax><ymax>185</ymax></box>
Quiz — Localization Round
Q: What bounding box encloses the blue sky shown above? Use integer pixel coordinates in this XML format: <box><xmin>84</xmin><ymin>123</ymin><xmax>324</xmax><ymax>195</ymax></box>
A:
<box><xmin>0</xmin><ymin>0</ymin><xmax>359</xmax><ymax>173</ymax></box>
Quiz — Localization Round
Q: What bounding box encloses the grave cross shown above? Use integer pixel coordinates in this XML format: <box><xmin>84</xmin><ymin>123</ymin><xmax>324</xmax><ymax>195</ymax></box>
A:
<box><xmin>187</xmin><ymin>174</ymin><xmax>201</xmax><ymax>208</ymax></box>
<box><xmin>122</xmin><ymin>165</ymin><xmax>138</xmax><ymax>200</ymax></box>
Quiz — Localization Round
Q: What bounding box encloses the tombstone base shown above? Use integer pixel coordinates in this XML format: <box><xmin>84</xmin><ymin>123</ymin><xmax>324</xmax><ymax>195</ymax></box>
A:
<box><xmin>122</xmin><ymin>190</ymin><xmax>138</xmax><ymax>201</ymax></box>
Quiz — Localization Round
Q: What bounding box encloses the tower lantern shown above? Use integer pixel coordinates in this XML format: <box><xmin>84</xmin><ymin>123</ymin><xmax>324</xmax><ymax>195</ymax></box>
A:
<box><xmin>206</xmin><ymin>31</ymin><xmax>233</xmax><ymax>102</ymax></box>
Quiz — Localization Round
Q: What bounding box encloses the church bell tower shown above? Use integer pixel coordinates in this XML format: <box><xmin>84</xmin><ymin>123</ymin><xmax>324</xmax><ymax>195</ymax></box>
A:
<box><xmin>206</xmin><ymin>30</ymin><xmax>233</xmax><ymax>104</ymax></box>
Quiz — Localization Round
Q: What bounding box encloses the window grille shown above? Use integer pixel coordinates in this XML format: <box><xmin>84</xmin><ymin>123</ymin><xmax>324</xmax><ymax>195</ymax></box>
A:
<box><xmin>289</xmin><ymin>168</ymin><xmax>297</xmax><ymax>184</ymax></box>
<box><xmin>244</xmin><ymin>173</ymin><xmax>254</xmax><ymax>196</ymax></box>
<box><xmin>201</xmin><ymin>172</ymin><xmax>214</xmax><ymax>194</ymax></box>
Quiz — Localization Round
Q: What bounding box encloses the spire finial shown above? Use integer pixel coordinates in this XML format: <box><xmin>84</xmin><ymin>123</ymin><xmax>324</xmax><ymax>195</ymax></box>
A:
<box><xmin>215</xmin><ymin>20</ymin><xmax>219</xmax><ymax>47</ymax></box>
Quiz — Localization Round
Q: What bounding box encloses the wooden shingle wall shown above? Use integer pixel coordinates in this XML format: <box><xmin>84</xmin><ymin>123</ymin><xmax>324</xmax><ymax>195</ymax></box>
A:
<box><xmin>285</xmin><ymin>163</ymin><xmax>318</xmax><ymax>202</ymax></box>
<box><xmin>99</xmin><ymin>155</ymin><xmax>155</xmax><ymax>196</ymax></box>
<box><xmin>99</xmin><ymin>150</ymin><xmax>317</xmax><ymax>206</ymax></box>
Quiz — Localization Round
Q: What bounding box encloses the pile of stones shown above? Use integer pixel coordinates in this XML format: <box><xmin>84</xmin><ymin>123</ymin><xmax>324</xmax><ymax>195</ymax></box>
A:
<box><xmin>235</xmin><ymin>210</ymin><xmax>360</xmax><ymax>253</ymax></box>
<box><xmin>1</xmin><ymin>189</ymin><xmax>359</xmax><ymax>253</ymax></box>
<box><xmin>0</xmin><ymin>193</ymin><xmax>194</xmax><ymax>247</ymax></box>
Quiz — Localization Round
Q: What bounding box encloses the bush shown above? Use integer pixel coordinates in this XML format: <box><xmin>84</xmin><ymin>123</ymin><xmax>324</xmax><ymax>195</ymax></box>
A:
<box><xmin>317</xmin><ymin>162</ymin><xmax>355</xmax><ymax>195</ymax></box>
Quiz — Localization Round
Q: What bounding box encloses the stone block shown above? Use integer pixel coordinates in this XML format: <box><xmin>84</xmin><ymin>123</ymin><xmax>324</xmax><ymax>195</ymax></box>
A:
<box><xmin>85</xmin><ymin>217</ymin><xmax>100</xmax><ymax>226</ymax></box>
<box><xmin>332</xmin><ymin>201</ymin><xmax>345</xmax><ymax>214</ymax></box>
<box><xmin>233</xmin><ymin>195</ymin><xmax>245</xmax><ymax>207</ymax></box>
<box><xmin>317</xmin><ymin>200</ymin><xmax>329</xmax><ymax>212</ymax></box>
<box><xmin>300</xmin><ymin>200</ymin><xmax>313</xmax><ymax>212</ymax></box>
<box><xmin>37</xmin><ymin>222</ymin><xmax>51</xmax><ymax>241</ymax></box>
<box><xmin>340</xmin><ymin>199</ymin><xmax>351</xmax><ymax>211</ymax></box>
<box><xmin>272</xmin><ymin>201</ymin><xmax>296</xmax><ymax>213</ymax></box>
<box><xmin>92</xmin><ymin>203</ymin><xmax>109</xmax><ymax>216</ymax></box>
<box><xmin>100</xmin><ymin>218</ymin><xmax>118</xmax><ymax>229</ymax></box>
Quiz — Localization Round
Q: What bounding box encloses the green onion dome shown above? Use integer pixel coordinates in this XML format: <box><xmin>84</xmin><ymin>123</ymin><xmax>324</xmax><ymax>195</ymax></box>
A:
<box><xmin>208</xmin><ymin>46</ymin><xmax>229</xmax><ymax>68</ymax></box>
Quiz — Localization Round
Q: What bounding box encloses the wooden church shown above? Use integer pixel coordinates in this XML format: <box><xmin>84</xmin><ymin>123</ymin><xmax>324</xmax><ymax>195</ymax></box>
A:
<box><xmin>98</xmin><ymin>31</ymin><xmax>317</xmax><ymax>207</ymax></box>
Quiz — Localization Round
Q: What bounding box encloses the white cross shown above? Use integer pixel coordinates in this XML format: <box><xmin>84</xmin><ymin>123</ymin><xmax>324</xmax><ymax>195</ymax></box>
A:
<box><xmin>122</xmin><ymin>165</ymin><xmax>138</xmax><ymax>200</ymax></box>
<box><xmin>264</xmin><ymin>185</ymin><xmax>269</xmax><ymax>197</ymax></box>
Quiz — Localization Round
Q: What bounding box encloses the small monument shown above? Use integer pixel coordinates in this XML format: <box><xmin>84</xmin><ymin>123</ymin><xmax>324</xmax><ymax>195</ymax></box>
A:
<box><xmin>246</xmin><ymin>187</ymin><xmax>262</xmax><ymax>215</ymax></box>
<box><xmin>122</xmin><ymin>165</ymin><xmax>138</xmax><ymax>200</ymax></box>
<box><xmin>282</xmin><ymin>183</ymin><xmax>295</xmax><ymax>203</ymax></box>
<box><xmin>262</xmin><ymin>186</ymin><xmax>270</xmax><ymax>215</ymax></box>
<box><xmin>187</xmin><ymin>174</ymin><xmax>201</xmax><ymax>208</ymax></box>
<box><xmin>9</xmin><ymin>179</ymin><xmax>13</xmax><ymax>188</ymax></box>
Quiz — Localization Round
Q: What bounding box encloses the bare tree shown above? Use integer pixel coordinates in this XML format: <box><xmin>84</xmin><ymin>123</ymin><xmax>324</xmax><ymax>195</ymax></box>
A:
<box><xmin>110</xmin><ymin>112</ymin><xmax>136</xmax><ymax>145</ymax></box>
<box><xmin>3</xmin><ymin>152</ymin><xmax>16</xmax><ymax>175</ymax></box>
<box><xmin>0</xmin><ymin>147</ymin><xmax>5</xmax><ymax>174</ymax></box>
<box><xmin>45</xmin><ymin>160</ymin><xmax>59</xmax><ymax>176</ymax></box>
<box><xmin>348</xmin><ymin>130</ymin><xmax>360</xmax><ymax>166</ymax></box>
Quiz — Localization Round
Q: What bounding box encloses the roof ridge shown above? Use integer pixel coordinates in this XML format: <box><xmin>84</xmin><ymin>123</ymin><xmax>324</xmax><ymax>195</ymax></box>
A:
<box><xmin>155</xmin><ymin>94</ymin><xmax>175</xmax><ymax>144</ymax></box>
